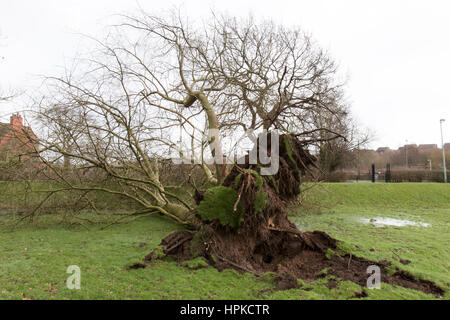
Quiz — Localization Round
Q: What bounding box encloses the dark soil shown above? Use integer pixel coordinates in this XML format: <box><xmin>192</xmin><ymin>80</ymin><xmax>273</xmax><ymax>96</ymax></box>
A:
<box><xmin>154</xmin><ymin>229</ymin><xmax>444</xmax><ymax>297</ymax></box>
<box><xmin>138</xmin><ymin>242</ymin><xmax>147</xmax><ymax>248</ymax></box>
<box><xmin>326</xmin><ymin>279</ymin><xmax>338</xmax><ymax>289</ymax></box>
<box><xmin>142</xmin><ymin>133</ymin><xmax>444</xmax><ymax>298</ymax></box>
<box><xmin>127</xmin><ymin>262</ymin><xmax>146</xmax><ymax>269</ymax></box>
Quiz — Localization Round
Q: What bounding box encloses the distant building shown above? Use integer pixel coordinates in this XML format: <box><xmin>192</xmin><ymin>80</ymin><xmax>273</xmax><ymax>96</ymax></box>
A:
<box><xmin>444</xmin><ymin>143</ymin><xmax>450</xmax><ymax>150</ymax></box>
<box><xmin>376</xmin><ymin>147</ymin><xmax>390</xmax><ymax>153</ymax></box>
<box><xmin>398</xmin><ymin>144</ymin><xmax>417</xmax><ymax>151</ymax></box>
<box><xmin>418</xmin><ymin>144</ymin><xmax>438</xmax><ymax>152</ymax></box>
<box><xmin>0</xmin><ymin>113</ymin><xmax>39</xmax><ymax>161</ymax></box>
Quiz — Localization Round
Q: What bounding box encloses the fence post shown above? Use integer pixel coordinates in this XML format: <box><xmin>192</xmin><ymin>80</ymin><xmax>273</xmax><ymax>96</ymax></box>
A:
<box><xmin>371</xmin><ymin>164</ymin><xmax>376</xmax><ymax>183</ymax></box>
<box><xmin>385</xmin><ymin>163</ymin><xmax>391</xmax><ymax>183</ymax></box>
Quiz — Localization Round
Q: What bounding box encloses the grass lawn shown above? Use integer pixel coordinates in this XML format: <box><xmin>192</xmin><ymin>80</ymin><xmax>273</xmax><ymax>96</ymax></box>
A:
<box><xmin>0</xmin><ymin>183</ymin><xmax>449</xmax><ymax>300</ymax></box>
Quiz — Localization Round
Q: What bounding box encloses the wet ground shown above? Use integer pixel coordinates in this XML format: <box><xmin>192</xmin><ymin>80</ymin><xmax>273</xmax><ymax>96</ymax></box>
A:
<box><xmin>357</xmin><ymin>217</ymin><xmax>431</xmax><ymax>227</ymax></box>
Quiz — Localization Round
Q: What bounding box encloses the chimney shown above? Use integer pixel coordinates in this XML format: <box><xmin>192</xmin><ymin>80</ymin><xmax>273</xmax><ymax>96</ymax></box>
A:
<box><xmin>10</xmin><ymin>113</ymin><xmax>23</xmax><ymax>129</ymax></box>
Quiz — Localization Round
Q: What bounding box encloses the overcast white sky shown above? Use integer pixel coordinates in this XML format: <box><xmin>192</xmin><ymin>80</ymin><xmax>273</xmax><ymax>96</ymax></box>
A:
<box><xmin>1</xmin><ymin>0</ymin><xmax>449</xmax><ymax>149</ymax></box>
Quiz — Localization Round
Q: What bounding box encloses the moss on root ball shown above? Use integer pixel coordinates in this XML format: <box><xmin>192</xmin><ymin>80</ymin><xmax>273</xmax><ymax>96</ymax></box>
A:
<box><xmin>254</xmin><ymin>191</ymin><xmax>268</xmax><ymax>213</ymax></box>
<box><xmin>196</xmin><ymin>186</ymin><xmax>243</xmax><ymax>229</ymax></box>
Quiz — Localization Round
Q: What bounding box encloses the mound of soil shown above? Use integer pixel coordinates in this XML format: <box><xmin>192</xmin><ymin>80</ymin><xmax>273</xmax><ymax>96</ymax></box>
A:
<box><xmin>153</xmin><ymin>229</ymin><xmax>443</xmax><ymax>297</ymax></box>
<box><xmin>143</xmin><ymin>133</ymin><xmax>444</xmax><ymax>298</ymax></box>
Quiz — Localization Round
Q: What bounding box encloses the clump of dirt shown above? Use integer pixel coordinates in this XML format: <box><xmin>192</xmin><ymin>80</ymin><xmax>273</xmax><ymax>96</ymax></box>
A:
<box><xmin>351</xmin><ymin>290</ymin><xmax>368</xmax><ymax>298</ymax></box>
<box><xmin>275</xmin><ymin>273</ymin><xmax>300</xmax><ymax>290</ymax></box>
<box><xmin>144</xmin><ymin>133</ymin><xmax>444</xmax><ymax>298</ymax></box>
<box><xmin>127</xmin><ymin>262</ymin><xmax>146</xmax><ymax>269</ymax></box>
<box><xmin>326</xmin><ymin>279</ymin><xmax>338</xmax><ymax>289</ymax></box>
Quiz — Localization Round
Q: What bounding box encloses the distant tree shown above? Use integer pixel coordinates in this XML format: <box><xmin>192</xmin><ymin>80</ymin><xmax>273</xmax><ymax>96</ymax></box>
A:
<box><xmin>316</xmin><ymin>115</ymin><xmax>370</xmax><ymax>176</ymax></box>
<box><xmin>429</xmin><ymin>149</ymin><xmax>450</xmax><ymax>170</ymax></box>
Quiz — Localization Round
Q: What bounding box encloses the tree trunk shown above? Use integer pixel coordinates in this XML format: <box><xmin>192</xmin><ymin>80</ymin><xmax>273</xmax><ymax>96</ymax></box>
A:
<box><xmin>197</xmin><ymin>92</ymin><xmax>224</xmax><ymax>184</ymax></box>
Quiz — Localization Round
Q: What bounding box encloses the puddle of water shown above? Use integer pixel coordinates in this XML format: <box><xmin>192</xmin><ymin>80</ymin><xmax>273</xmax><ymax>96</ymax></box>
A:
<box><xmin>358</xmin><ymin>217</ymin><xmax>431</xmax><ymax>227</ymax></box>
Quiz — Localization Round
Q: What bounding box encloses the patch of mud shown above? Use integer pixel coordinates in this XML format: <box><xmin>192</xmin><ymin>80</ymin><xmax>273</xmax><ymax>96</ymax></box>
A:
<box><xmin>351</xmin><ymin>290</ymin><xmax>368</xmax><ymax>298</ymax></box>
<box><xmin>358</xmin><ymin>217</ymin><xmax>431</xmax><ymax>227</ymax></box>
<box><xmin>127</xmin><ymin>262</ymin><xmax>146</xmax><ymax>269</ymax></box>
<box><xmin>326</xmin><ymin>279</ymin><xmax>338</xmax><ymax>289</ymax></box>
<box><xmin>275</xmin><ymin>274</ymin><xmax>300</xmax><ymax>290</ymax></box>
<box><xmin>152</xmin><ymin>229</ymin><xmax>444</xmax><ymax>297</ymax></box>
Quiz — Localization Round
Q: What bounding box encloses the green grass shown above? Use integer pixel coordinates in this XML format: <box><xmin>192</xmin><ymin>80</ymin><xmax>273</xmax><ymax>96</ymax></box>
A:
<box><xmin>0</xmin><ymin>181</ymin><xmax>138</xmax><ymax>212</ymax></box>
<box><xmin>299</xmin><ymin>182</ymin><xmax>450</xmax><ymax>210</ymax></box>
<box><xmin>0</xmin><ymin>183</ymin><xmax>449</xmax><ymax>299</ymax></box>
<box><xmin>293</xmin><ymin>182</ymin><xmax>450</xmax><ymax>299</ymax></box>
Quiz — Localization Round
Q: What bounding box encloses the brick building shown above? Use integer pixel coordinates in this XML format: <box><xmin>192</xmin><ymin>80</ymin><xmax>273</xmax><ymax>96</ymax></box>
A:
<box><xmin>0</xmin><ymin>113</ymin><xmax>39</xmax><ymax>161</ymax></box>
<box><xmin>418</xmin><ymin>144</ymin><xmax>438</xmax><ymax>153</ymax></box>
<box><xmin>376</xmin><ymin>147</ymin><xmax>390</xmax><ymax>154</ymax></box>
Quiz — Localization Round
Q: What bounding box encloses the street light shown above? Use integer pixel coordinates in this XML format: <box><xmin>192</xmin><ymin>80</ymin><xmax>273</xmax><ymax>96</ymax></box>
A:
<box><xmin>440</xmin><ymin>119</ymin><xmax>447</xmax><ymax>183</ymax></box>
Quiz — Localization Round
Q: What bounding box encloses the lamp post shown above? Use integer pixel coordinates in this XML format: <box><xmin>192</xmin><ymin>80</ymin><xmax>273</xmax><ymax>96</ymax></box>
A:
<box><xmin>440</xmin><ymin>119</ymin><xmax>447</xmax><ymax>183</ymax></box>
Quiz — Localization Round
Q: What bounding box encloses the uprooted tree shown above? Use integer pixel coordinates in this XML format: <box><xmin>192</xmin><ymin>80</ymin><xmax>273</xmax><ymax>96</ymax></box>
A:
<box><xmin>23</xmin><ymin>11</ymin><xmax>443</xmax><ymax>295</ymax></box>
<box><xmin>29</xmin><ymin>11</ymin><xmax>350</xmax><ymax>222</ymax></box>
